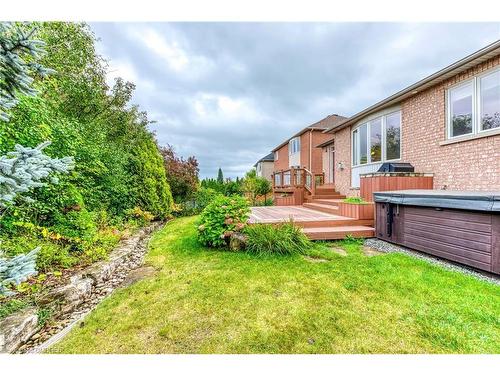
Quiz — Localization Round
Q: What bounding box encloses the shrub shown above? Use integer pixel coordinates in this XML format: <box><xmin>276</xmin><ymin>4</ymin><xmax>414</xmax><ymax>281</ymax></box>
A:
<box><xmin>197</xmin><ymin>195</ymin><xmax>250</xmax><ymax>247</ymax></box>
<box><xmin>175</xmin><ymin>188</ymin><xmax>221</xmax><ymax>217</ymax></box>
<box><xmin>343</xmin><ymin>196</ymin><xmax>367</xmax><ymax>204</ymax></box>
<box><xmin>125</xmin><ymin>206</ymin><xmax>155</xmax><ymax>226</ymax></box>
<box><xmin>244</xmin><ymin>221</ymin><xmax>312</xmax><ymax>256</ymax></box>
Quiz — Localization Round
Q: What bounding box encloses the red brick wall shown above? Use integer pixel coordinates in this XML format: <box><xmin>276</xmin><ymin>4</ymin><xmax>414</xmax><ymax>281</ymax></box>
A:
<box><xmin>400</xmin><ymin>55</ymin><xmax>500</xmax><ymax>191</ymax></box>
<box><xmin>273</xmin><ymin>130</ymin><xmax>331</xmax><ymax>174</ymax></box>
<box><xmin>331</xmin><ymin>55</ymin><xmax>500</xmax><ymax>196</ymax></box>
<box><xmin>273</xmin><ymin>144</ymin><xmax>289</xmax><ymax>171</ymax></box>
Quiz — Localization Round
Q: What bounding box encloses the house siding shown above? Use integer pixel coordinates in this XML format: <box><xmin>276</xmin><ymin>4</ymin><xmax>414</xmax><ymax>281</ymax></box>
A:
<box><xmin>256</xmin><ymin>161</ymin><xmax>274</xmax><ymax>181</ymax></box>
<box><xmin>331</xmin><ymin>54</ymin><xmax>500</xmax><ymax>197</ymax></box>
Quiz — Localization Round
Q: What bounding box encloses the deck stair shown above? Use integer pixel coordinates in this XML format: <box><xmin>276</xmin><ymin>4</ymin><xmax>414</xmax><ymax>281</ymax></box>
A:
<box><xmin>301</xmin><ymin>186</ymin><xmax>374</xmax><ymax>239</ymax></box>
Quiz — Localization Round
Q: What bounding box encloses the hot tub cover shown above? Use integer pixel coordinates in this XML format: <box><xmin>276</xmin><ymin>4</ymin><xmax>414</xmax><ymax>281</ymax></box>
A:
<box><xmin>373</xmin><ymin>190</ymin><xmax>500</xmax><ymax>212</ymax></box>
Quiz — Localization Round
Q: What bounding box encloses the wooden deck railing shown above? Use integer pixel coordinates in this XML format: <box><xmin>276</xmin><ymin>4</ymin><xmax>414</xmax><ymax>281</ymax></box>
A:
<box><xmin>272</xmin><ymin>168</ymin><xmax>324</xmax><ymax>196</ymax></box>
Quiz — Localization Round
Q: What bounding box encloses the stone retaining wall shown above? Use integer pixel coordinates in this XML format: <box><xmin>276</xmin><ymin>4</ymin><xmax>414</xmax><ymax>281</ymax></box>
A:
<box><xmin>0</xmin><ymin>221</ymin><xmax>163</xmax><ymax>353</ymax></box>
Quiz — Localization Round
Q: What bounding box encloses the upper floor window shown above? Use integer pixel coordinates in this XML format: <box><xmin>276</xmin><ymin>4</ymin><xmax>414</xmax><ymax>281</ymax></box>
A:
<box><xmin>447</xmin><ymin>68</ymin><xmax>500</xmax><ymax>138</ymax></box>
<box><xmin>274</xmin><ymin>151</ymin><xmax>279</xmax><ymax>161</ymax></box>
<box><xmin>289</xmin><ymin>137</ymin><xmax>300</xmax><ymax>155</ymax></box>
<box><xmin>352</xmin><ymin>111</ymin><xmax>401</xmax><ymax>166</ymax></box>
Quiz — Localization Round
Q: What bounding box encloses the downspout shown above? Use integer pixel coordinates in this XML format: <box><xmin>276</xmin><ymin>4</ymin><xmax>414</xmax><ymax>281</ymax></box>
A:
<box><xmin>309</xmin><ymin>129</ymin><xmax>312</xmax><ymax>171</ymax></box>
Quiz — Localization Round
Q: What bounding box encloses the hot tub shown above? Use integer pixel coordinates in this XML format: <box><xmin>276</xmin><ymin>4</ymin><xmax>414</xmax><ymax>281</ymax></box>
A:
<box><xmin>373</xmin><ymin>190</ymin><xmax>500</xmax><ymax>274</ymax></box>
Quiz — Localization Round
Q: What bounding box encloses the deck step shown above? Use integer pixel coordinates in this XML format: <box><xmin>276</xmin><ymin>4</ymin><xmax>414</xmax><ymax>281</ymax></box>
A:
<box><xmin>303</xmin><ymin>202</ymin><xmax>340</xmax><ymax>214</ymax></box>
<box><xmin>308</xmin><ymin>198</ymin><xmax>343</xmax><ymax>207</ymax></box>
<box><xmin>309</xmin><ymin>194</ymin><xmax>345</xmax><ymax>199</ymax></box>
<box><xmin>302</xmin><ymin>225</ymin><xmax>375</xmax><ymax>240</ymax></box>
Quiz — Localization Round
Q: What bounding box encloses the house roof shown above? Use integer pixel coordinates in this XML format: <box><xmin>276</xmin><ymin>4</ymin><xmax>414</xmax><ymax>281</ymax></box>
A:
<box><xmin>271</xmin><ymin>114</ymin><xmax>348</xmax><ymax>152</ymax></box>
<box><xmin>253</xmin><ymin>152</ymin><xmax>274</xmax><ymax>167</ymax></box>
<box><xmin>324</xmin><ymin>39</ymin><xmax>500</xmax><ymax>134</ymax></box>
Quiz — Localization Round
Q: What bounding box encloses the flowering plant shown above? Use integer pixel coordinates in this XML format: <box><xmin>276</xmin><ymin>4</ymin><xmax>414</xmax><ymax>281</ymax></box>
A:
<box><xmin>196</xmin><ymin>195</ymin><xmax>249</xmax><ymax>247</ymax></box>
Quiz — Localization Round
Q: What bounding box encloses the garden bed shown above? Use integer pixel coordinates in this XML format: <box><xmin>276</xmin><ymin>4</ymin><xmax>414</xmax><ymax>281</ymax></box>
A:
<box><xmin>0</xmin><ymin>222</ymin><xmax>164</xmax><ymax>353</ymax></box>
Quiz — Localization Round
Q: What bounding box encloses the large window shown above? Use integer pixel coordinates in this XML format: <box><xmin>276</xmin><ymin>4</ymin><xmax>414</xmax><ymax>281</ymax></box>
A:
<box><xmin>480</xmin><ymin>69</ymin><xmax>500</xmax><ymax>130</ymax></box>
<box><xmin>447</xmin><ymin>68</ymin><xmax>500</xmax><ymax>138</ymax></box>
<box><xmin>352</xmin><ymin>111</ymin><xmax>401</xmax><ymax>166</ymax></box>
<box><xmin>385</xmin><ymin>112</ymin><xmax>401</xmax><ymax>160</ymax></box>
<box><xmin>449</xmin><ymin>82</ymin><xmax>473</xmax><ymax>137</ymax></box>
<box><xmin>289</xmin><ymin>137</ymin><xmax>300</xmax><ymax>155</ymax></box>
<box><xmin>370</xmin><ymin>117</ymin><xmax>382</xmax><ymax>162</ymax></box>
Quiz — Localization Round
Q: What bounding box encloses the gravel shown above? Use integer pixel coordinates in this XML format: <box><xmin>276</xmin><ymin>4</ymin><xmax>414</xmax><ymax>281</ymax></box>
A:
<box><xmin>364</xmin><ymin>238</ymin><xmax>500</xmax><ymax>286</ymax></box>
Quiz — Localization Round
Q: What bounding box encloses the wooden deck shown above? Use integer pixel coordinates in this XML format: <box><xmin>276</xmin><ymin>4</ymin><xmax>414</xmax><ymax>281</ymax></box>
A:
<box><xmin>249</xmin><ymin>206</ymin><xmax>375</xmax><ymax>240</ymax></box>
<box><xmin>249</xmin><ymin>206</ymin><xmax>344</xmax><ymax>224</ymax></box>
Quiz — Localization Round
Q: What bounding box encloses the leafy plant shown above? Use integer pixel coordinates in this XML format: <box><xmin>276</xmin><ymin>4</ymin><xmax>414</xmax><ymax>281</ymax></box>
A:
<box><xmin>0</xmin><ymin>298</ymin><xmax>30</xmax><ymax>319</ymax></box>
<box><xmin>244</xmin><ymin>221</ymin><xmax>312</xmax><ymax>256</ymax></box>
<box><xmin>242</xmin><ymin>169</ymin><xmax>272</xmax><ymax>206</ymax></box>
<box><xmin>197</xmin><ymin>195</ymin><xmax>250</xmax><ymax>247</ymax></box>
<box><xmin>125</xmin><ymin>206</ymin><xmax>154</xmax><ymax>225</ymax></box>
<box><xmin>343</xmin><ymin>196</ymin><xmax>367</xmax><ymax>204</ymax></box>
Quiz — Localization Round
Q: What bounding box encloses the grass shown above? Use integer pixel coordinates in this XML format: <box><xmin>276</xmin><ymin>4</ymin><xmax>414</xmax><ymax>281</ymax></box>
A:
<box><xmin>49</xmin><ymin>216</ymin><xmax>500</xmax><ymax>354</ymax></box>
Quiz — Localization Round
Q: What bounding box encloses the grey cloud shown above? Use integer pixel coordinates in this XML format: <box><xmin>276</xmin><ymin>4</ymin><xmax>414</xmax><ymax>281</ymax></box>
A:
<box><xmin>90</xmin><ymin>22</ymin><xmax>500</xmax><ymax>179</ymax></box>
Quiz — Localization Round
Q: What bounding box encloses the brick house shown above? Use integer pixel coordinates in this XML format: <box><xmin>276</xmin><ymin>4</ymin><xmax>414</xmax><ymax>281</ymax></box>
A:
<box><xmin>272</xmin><ymin>114</ymin><xmax>347</xmax><ymax>176</ymax></box>
<box><xmin>322</xmin><ymin>40</ymin><xmax>500</xmax><ymax>198</ymax></box>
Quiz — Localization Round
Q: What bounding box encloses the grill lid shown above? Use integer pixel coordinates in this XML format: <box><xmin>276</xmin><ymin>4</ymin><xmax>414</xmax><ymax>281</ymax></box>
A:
<box><xmin>377</xmin><ymin>162</ymin><xmax>414</xmax><ymax>173</ymax></box>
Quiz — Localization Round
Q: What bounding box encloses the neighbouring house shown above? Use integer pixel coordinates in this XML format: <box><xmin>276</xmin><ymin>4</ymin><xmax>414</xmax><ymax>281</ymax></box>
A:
<box><xmin>253</xmin><ymin>152</ymin><xmax>274</xmax><ymax>181</ymax></box>
<box><xmin>272</xmin><ymin>114</ymin><xmax>347</xmax><ymax>176</ymax></box>
<box><xmin>323</xmin><ymin>40</ymin><xmax>500</xmax><ymax>198</ymax></box>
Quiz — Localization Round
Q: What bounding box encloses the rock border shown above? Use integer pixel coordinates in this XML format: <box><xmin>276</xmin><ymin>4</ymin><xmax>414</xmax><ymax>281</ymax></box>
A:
<box><xmin>0</xmin><ymin>221</ymin><xmax>164</xmax><ymax>354</ymax></box>
<box><xmin>364</xmin><ymin>238</ymin><xmax>500</xmax><ymax>285</ymax></box>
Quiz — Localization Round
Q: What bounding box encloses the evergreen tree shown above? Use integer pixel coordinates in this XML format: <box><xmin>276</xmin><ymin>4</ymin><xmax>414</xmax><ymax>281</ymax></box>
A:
<box><xmin>0</xmin><ymin>22</ymin><xmax>68</xmax><ymax>296</ymax></box>
<box><xmin>0</xmin><ymin>141</ymin><xmax>74</xmax><ymax>209</ymax></box>
<box><xmin>0</xmin><ymin>22</ymin><xmax>54</xmax><ymax>121</ymax></box>
<box><xmin>217</xmin><ymin>168</ymin><xmax>224</xmax><ymax>184</ymax></box>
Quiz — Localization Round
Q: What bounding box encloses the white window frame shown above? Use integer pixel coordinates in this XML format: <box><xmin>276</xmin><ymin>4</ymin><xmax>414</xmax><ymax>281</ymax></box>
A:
<box><xmin>446</xmin><ymin>66</ymin><xmax>500</xmax><ymax>139</ymax></box>
<box><xmin>274</xmin><ymin>151</ymin><xmax>279</xmax><ymax>161</ymax></box>
<box><xmin>288</xmin><ymin>137</ymin><xmax>300</xmax><ymax>155</ymax></box>
<box><xmin>351</xmin><ymin>110</ymin><xmax>402</xmax><ymax>167</ymax></box>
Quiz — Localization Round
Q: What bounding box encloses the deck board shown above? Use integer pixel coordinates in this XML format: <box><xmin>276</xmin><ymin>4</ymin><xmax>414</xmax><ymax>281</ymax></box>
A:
<box><xmin>249</xmin><ymin>206</ymin><xmax>350</xmax><ymax>223</ymax></box>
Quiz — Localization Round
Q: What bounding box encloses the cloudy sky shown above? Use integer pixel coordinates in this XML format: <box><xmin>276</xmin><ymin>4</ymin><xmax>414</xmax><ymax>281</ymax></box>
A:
<box><xmin>90</xmin><ymin>23</ymin><xmax>500</xmax><ymax>179</ymax></box>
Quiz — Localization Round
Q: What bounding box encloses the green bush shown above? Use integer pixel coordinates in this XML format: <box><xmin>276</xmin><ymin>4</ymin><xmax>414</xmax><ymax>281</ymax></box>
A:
<box><xmin>343</xmin><ymin>196</ymin><xmax>367</xmax><ymax>204</ymax></box>
<box><xmin>125</xmin><ymin>206</ymin><xmax>155</xmax><ymax>226</ymax></box>
<box><xmin>174</xmin><ymin>188</ymin><xmax>221</xmax><ymax>217</ymax></box>
<box><xmin>244</xmin><ymin>221</ymin><xmax>312</xmax><ymax>256</ymax></box>
<box><xmin>197</xmin><ymin>195</ymin><xmax>250</xmax><ymax>247</ymax></box>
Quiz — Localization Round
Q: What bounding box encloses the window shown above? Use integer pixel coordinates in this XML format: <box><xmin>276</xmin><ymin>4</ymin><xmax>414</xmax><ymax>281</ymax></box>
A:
<box><xmin>358</xmin><ymin>124</ymin><xmax>368</xmax><ymax>164</ymax></box>
<box><xmin>446</xmin><ymin>68</ymin><xmax>500</xmax><ymax>138</ymax></box>
<box><xmin>449</xmin><ymin>81</ymin><xmax>473</xmax><ymax>137</ymax></box>
<box><xmin>274</xmin><ymin>151</ymin><xmax>279</xmax><ymax>160</ymax></box>
<box><xmin>370</xmin><ymin>117</ymin><xmax>382</xmax><ymax>162</ymax></box>
<box><xmin>352</xmin><ymin>111</ymin><xmax>401</xmax><ymax>166</ymax></box>
<box><xmin>385</xmin><ymin>112</ymin><xmax>401</xmax><ymax>160</ymax></box>
<box><xmin>480</xmin><ymin>70</ymin><xmax>500</xmax><ymax>131</ymax></box>
<box><xmin>289</xmin><ymin>137</ymin><xmax>300</xmax><ymax>155</ymax></box>
<box><xmin>352</xmin><ymin>129</ymin><xmax>358</xmax><ymax>165</ymax></box>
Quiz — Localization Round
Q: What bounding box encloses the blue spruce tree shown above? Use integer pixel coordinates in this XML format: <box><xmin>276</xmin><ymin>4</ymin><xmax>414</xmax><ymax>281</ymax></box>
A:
<box><xmin>0</xmin><ymin>22</ymin><xmax>71</xmax><ymax>295</ymax></box>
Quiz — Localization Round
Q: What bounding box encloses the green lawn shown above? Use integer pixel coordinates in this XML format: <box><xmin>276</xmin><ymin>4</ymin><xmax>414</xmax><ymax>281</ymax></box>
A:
<box><xmin>50</xmin><ymin>216</ymin><xmax>500</xmax><ymax>354</ymax></box>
